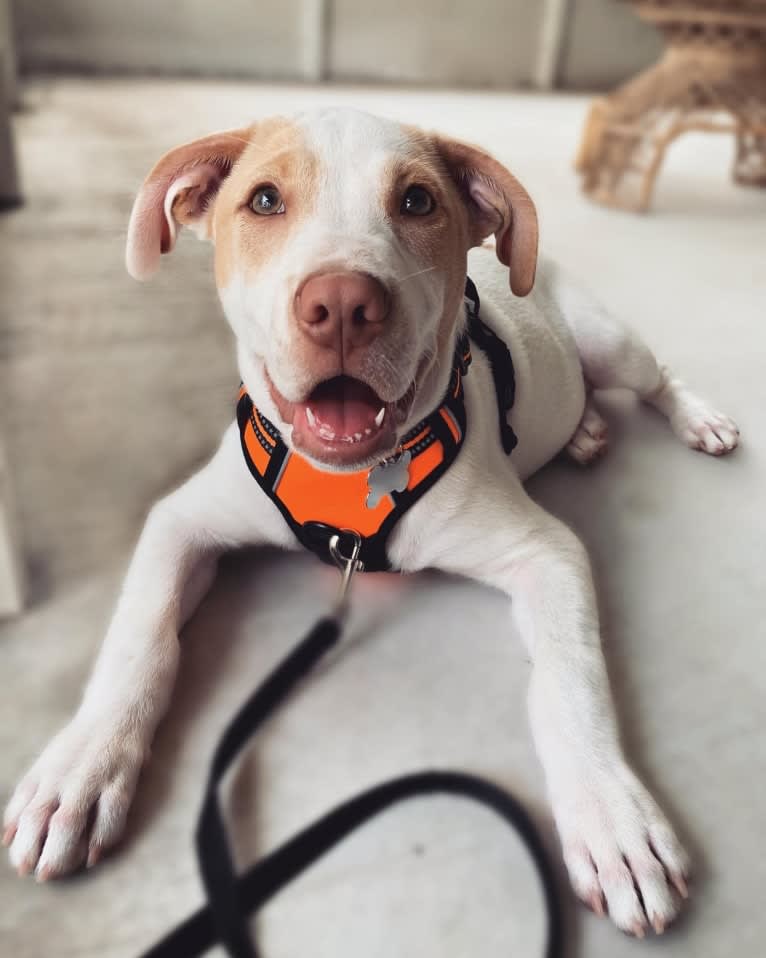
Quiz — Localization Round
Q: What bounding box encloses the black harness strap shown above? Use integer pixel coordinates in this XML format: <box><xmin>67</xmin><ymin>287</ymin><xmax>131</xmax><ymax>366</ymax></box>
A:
<box><xmin>139</xmin><ymin>614</ymin><xmax>564</xmax><ymax>958</ymax></box>
<box><xmin>464</xmin><ymin>277</ymin><xmax>518</xmax><ymax>454</ymax></box>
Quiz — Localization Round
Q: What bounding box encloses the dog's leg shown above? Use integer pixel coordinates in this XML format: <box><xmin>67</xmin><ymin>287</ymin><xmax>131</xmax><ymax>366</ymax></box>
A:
<box><xmin>436</xmin><ymin>494</ymin><xmax>690</xmax><ymax>936</ymax></box>
<box><xmin>559</xmin><ymin>281</ymin><xmax>740</xmax><ymax>455</ymax></box>
<box><xmin>3</xmin><ymin>437</ymin><xmax>258</xmax><ymax>880</ymax></box>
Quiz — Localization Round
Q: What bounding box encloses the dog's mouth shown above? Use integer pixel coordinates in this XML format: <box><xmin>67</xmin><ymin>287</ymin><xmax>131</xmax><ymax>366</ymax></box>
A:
<box><xmin>271</xmin><ymin>374</ymin><xmax>413</xmax><ymax>467</ymax></box>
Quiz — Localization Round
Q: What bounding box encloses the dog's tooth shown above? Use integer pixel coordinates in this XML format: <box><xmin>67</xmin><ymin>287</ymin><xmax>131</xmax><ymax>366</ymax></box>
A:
<box><xmin>354</xmin><ymin>432</ymin><xmax>362</xmax><ymax>441</ymax></box>
<box><xmin>364</xmin><ymin>428</ymin><xmax>372</xmax><ymax>436</ymax></box>
<box><xmin>374</xmin><ymin>406</ymin><xmax>385</xmax><ymax>427</ymax></box>
<box><xmin>306</xmin><ymin>407</ymin><xmax>317</xmax><ymax>428</ymax></box>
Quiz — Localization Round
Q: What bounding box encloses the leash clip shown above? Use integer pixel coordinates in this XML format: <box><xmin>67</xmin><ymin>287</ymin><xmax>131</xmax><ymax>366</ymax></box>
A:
<box><xmin>328</xmin><ymin>529</ymin><xmax>364</xmax><ymax>616</ymax></box>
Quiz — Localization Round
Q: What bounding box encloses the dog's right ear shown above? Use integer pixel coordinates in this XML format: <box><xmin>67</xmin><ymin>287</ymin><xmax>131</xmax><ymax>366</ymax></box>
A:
<box><xmin>433</xmin><ymin>135</ymin><xmax>538</xmax><ymax>297</ymax></box>
<box><xmin>126</xmin><ymin>128</ymin><xmax>251</xmax><ymax>281</ymax></box>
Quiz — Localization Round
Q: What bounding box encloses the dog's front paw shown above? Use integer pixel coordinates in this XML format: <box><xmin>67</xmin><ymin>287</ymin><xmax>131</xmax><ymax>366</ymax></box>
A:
<box><xmin>553</xmin><ymin>761</ymin><xmax>690</xmax><ymax>937</ymax></box>
<box><xmin>3</xmin><ymin>717</ymin><xmax>147</xmax><ymax>879</ymax></box>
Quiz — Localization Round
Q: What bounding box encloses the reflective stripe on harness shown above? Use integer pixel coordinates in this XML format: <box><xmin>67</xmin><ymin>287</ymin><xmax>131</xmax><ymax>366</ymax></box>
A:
<box><xmin>237</xmin><ymin>277</ymin><xmax>517</xmax><ymax>572</ymax></box>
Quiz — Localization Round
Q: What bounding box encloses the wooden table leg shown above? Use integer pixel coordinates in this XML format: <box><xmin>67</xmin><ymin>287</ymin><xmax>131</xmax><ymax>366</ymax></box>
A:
<box><xmin>0</xmin><ymin>440</ymin><xmax>24</xmax><ymax>616</ymax></box>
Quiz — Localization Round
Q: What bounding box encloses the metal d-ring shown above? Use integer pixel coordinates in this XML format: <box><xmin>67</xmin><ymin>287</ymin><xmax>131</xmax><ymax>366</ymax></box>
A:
<box><xmin>328</xmin><ymin>529</ymin><xmax>364</xmax><ymax>615</ymax></box>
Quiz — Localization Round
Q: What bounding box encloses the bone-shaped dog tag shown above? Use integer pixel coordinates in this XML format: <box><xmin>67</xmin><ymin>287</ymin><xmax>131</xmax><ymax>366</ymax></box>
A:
<box><xmin>366</xmin><ymin>450</ymin><xmax>412</xmax><ymax>509</ymax></box>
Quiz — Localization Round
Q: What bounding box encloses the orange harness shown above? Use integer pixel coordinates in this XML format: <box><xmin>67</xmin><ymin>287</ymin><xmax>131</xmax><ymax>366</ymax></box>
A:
<box><xmin>236</xmin><ymin>279</ymin><xmax>517</xmax><ymax>572</ymax></box>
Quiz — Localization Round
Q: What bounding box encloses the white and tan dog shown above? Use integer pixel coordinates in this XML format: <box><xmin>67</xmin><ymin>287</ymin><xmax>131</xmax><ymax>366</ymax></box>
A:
<box><xmin>4</xmin><ymin>109</ymin><xmax>739</xmax><ymax>937</ymax></box>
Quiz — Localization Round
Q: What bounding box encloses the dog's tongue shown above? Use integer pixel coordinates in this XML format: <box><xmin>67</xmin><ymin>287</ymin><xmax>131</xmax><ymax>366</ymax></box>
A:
<box><xmin>302</xmin><ymin>376</ymin><xmax>384</xmax><ymax>438</ymax></box>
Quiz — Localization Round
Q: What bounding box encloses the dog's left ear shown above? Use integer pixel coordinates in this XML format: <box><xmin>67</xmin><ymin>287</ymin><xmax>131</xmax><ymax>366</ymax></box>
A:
<box><xmin>126</xmin><ymin>127</ymin><xmax>251</xmax><ymax>281</ymax></box>
<box><xmin>434</xmin><ymin>136</ymin><xmax>538</xmax><ymax>297</ymax></box>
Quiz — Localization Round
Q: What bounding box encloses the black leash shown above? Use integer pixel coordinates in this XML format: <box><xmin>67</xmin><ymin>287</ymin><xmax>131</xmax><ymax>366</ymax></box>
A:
<box><xmin>139</xmin><ymin>555</ymin><xmax>564</xmax><ymax>958</ymax></box>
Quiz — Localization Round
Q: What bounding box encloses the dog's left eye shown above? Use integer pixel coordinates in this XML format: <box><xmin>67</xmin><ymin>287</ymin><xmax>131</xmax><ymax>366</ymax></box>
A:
<box><xmin>250</xmin><ymin>185</ymin><xmax>285</xmax><ymax>216</ymax></box>
<box><xmin>401</xmin><ymin>185</ymin><xmax>435</xmax><ymax>216</ymax></box>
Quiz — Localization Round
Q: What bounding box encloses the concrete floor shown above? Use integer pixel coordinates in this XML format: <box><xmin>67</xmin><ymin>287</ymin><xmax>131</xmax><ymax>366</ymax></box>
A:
<box><xmin>1</xmin><ymin>78</ymin><xmax>765</xmax><ymax>958</ymax></box>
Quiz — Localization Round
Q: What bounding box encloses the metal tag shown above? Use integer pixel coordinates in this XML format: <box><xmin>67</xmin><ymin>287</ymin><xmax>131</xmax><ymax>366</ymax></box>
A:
<box><xmin>366</xmin><ymin>449</ymin><xmax>412</xmax><ymax>509</ymax></box>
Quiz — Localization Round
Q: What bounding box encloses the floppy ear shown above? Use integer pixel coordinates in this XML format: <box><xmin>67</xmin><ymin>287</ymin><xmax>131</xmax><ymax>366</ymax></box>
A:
<box><xmin>126</xmin><ymin>128</ymin><xmax>251</xmax><ymax>281</ymax></box>
<box><xmin>434</xmin><ymin>136</ymin><xmax>538</xmax><ymax>297</ymax></box>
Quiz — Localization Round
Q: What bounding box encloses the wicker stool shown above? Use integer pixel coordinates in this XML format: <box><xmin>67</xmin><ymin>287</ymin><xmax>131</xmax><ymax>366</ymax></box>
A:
<box><xmin>576</xmin><ymin>1</ymin><xmax>766</xmax><ymax>211</ymax></box>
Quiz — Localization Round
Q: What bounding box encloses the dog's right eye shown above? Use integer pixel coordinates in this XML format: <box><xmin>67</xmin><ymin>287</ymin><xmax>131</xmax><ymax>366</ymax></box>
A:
<box><xmin>250</xmin><ymin>185</ymin><xmax>285</xmax><ymax>216</ymax></box>
<box><xmin>400</xmin><ymin>185</ymin><xmax>435</xmax><ymax>216</ymax></box>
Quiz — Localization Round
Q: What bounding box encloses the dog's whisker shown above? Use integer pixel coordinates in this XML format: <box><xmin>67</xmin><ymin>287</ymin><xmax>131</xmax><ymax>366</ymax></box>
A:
<box><xmin>392</xmin><ymin>266</ymin><xmax>438</xmax><ymax>285</ymax></box>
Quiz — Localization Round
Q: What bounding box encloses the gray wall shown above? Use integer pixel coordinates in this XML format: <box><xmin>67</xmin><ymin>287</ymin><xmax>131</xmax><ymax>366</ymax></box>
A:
<box><xmin>329</xmin><ymin>0</ymin><xmax>540</xmax><ymax>88</ymax></box>
<box><xmin>1</xmin><ymin>0</ymin><xmax>19</xmax><ymax>202</ymax></box>
<box><xmin>10</xmin><ymin>0</ymin><xmax>663</xmax><ymax>89</ymax></box>
<box><xmin>11</xmin><ymin>0</ymin><xmax>317</xmax><ymax>80</ymax></box>
<box><xmin>559</xmin><ymin>0</ymin><xmax>663</xmax><ymax>89</ymax></box>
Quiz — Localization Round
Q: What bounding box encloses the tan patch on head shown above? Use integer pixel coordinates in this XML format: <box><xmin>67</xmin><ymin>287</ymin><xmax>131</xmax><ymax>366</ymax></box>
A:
<box><xmin>211</xmin><ymin>118</ymin><xmax>319</xmax><ymax>288</ymax></box>
<box><xmin>384</xmin><ymin>128</ymin><xmax>472</xmax><ymax>355</ymax></box>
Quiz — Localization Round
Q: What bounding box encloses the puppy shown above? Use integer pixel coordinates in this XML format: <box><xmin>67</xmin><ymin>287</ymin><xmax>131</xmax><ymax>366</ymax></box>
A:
<box><xmin>4</xmin><ymin>109</ymin><xmax>739</xmax><ymax>937</ymax></box>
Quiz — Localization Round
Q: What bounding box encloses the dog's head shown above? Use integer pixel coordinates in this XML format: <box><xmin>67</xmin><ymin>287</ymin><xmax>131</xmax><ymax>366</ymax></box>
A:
<box><xmin>126</xmin><ymin>109</ymin><xmax>537</xmax><ymax>471</ymax></box>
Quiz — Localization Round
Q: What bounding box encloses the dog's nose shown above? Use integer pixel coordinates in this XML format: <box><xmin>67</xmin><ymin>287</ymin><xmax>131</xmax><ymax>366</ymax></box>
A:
<box><xmin>295</xmin><ymin>271</ymin><xmax>389</xmax><ymax>352</ymax></box>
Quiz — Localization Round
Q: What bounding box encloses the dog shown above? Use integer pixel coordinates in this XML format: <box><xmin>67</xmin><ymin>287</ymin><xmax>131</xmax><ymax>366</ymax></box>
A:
<box><xmin>4</xmin><ymin>108</ymin><xmax>739</xmax><ymax>937</ymax></box>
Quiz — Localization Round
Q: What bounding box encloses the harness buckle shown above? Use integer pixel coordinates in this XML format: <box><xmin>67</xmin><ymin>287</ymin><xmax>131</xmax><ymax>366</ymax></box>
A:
<box><xmin>328</xmin><ymin>529</ymin><xmax>364</xmax><ymax>616</ymax></box>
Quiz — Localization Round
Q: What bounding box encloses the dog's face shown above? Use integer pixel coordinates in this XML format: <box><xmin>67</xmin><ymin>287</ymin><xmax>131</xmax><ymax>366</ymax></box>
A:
<box><xmin>127</xmin><ymin>109</ymin><xmax>537</xmax><ymax>470</ymax></box>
